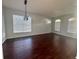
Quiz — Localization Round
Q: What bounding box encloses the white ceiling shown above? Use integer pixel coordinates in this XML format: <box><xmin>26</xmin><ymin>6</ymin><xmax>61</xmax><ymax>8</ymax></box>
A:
<box><xmin>2</xmin><ymin>0</ymin><xmax>76</xmax><ymax>18</ymax></box>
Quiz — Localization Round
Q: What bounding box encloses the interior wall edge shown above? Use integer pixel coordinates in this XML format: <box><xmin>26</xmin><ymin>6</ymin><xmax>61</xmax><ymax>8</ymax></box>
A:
<box><xmin>52</xmin><ymin>32</ymin><xmax>77</xmax><ymax>39</ymax></box>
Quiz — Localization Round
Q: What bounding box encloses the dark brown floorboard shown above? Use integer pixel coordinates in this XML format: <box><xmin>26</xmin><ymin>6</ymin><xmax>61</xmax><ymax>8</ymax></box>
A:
<box><xmin>3</xmin><ymin>33</ymin><xmax>77</xmax><ymax>59</ymax></box>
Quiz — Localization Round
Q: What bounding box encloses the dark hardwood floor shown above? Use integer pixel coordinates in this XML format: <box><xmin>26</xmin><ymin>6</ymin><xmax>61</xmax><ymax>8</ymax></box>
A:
<box><xmin>3</xmin><ymin>33</ymin><xmax>77</xmax><ymax>59</ymax></box>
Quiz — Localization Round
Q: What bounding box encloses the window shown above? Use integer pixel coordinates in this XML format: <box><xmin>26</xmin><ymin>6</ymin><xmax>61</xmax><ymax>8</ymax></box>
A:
<box><xmin>13</xmin><ymin>15</ymin><xmax>31</xmax><ymax>33</ymax></box>
<box><xmin>67</xmin><ymin>17</ymin><xmax>76</xmax><ymax>33</ymax></box>
<box><xmin>55</xmin><ymin>19</ymin><xmax>61</xmax><ymax>31</ymax></box>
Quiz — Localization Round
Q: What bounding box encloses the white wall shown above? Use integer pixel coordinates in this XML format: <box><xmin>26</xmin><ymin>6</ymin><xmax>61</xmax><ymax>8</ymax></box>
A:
<box><xmin>3</xmin><ymin>7</ymin><xmax>52</xmax><ymax>39</ymax></box>
<box><xmin>2</xmin><ymin>8</ymin><xmax>6</xmax><ymax>43</ymax></box>
<box><xmin>51</xmin><ymin>14</ymin><xmax>77</xmax><ymax>38</ymax></box>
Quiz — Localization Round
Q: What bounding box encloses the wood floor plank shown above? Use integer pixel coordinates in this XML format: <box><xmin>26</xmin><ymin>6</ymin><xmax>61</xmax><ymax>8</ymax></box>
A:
<box><xmin>3</xmin><ymin>33</ymin><xmax>77</xmax><ymax>59</ymax></box>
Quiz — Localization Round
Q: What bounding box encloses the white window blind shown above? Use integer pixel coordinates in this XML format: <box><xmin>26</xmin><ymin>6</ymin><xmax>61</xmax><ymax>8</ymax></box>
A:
<box><xmin>13</xmin><ymin>15</ymin><xmax>31</xmax><ymax>33</ymax></box>
<box><xmin>67</xmin><ymin>17</ymin><xmax>76</xmax><ymax>33</ymax></box>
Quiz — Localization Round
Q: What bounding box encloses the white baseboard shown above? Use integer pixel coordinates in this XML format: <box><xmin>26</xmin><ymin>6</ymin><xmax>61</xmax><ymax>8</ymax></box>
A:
<box><xmin>52</xmin><ymin>32</ymin><xmax>77</xmax><ymax>39</ymax></box>
<box><xmin>6</xmin><ymin>32</ymin><xmax>52</xmax><ymax>39</ymax></box>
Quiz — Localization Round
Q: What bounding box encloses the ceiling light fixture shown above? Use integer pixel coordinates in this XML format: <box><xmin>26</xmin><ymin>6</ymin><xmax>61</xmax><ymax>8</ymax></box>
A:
<box><xmin>24</xmin><ymin>0</ymin><xmax>28</xmax><ymax>20</ymax></box>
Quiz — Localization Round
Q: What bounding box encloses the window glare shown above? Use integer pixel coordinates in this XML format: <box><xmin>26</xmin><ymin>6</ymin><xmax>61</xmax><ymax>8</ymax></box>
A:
<box><xmin>68</xmin><ymin>18</ymin><xmax>75</xmax><ymax>21</ymax></box>
<box><xmin>46</xmin><ymin>19</ymin><xmax>51</xmax><ymax>24</ymax></box>
<box><xmin>55</xmin><ymin>19</ymin><xmax>61</xmax><ymax>22</ymax></box>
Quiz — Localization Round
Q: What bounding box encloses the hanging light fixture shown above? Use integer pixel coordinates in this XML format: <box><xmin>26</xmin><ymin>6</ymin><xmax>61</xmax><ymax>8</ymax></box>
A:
<box><xmin>24</xmin><ymin>0</ymin><xmax>28</xmax><ymax>20</ymax></box>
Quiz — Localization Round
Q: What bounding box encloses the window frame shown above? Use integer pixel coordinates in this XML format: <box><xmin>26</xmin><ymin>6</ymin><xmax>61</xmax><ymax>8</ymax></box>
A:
<box><xmin>55</xmin><ymin>19</ymin><xmax>61</xmax><ymax>32</ymax></box>
<box><xmin>67</xmin><ymin>17</ymin><xmax>76</xmax><ymax>33</ymax></box>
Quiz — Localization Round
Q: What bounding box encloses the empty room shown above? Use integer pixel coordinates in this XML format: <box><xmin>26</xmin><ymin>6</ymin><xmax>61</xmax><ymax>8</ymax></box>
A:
<box><xmin>2</xmin><ymin>0</ymin><xmax>77</xmax><ymax>59</ymax></box>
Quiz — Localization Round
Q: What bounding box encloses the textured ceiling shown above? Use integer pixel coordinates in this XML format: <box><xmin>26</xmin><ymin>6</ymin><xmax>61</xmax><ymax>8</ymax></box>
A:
<box><xmin>2</xmin><ymin>0</ymin><xmax>76</xmax><ymax>18</ymax></box>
